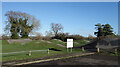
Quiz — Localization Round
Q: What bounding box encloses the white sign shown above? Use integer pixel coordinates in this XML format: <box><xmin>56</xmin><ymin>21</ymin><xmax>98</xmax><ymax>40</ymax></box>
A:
<box><xmin>67</xmin><ymin>39</ymin><xmax>73</xmax><ymax>48</ymax></box>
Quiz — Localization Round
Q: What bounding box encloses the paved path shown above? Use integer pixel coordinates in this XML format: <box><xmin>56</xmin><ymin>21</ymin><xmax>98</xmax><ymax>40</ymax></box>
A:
<box><xmin>2</xmin><ymin>52</ymin><xmax>95</xmax><ymax>66</ymax></box>
<box><xmin>16</xmin><ymin>54</ymin><xmax>119</xmax><ymax>66</ymax></box>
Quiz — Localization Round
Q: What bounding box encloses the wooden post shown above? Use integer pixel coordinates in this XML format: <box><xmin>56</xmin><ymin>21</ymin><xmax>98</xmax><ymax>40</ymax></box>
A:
<box><xmin>97</xmin><ymin>48</ymin><xmax>100</xmax><ymax>53</ymax></box>
<box><xmin>115</xmin><ymin>48</ymin><xmax>117</xmax><ymax>55</ymax></box>
<box><xmin>48</xmin><ymin>49</ymin><xmax>49</xmax><ymax>54</ymax></box>
<box><xmin>29</xmin><ymin>50</ymin><xmax>31</xmax><ymax>56</ymax></box>
<box><xmin>82</xmin><ymin>47</ymin><xmax>84</xmax><ymax>52</ymax></box>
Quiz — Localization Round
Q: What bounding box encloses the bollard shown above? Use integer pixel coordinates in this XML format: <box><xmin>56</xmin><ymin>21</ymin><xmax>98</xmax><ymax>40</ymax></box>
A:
<box><xmin>115</xmin><ymin>48</ymin><xmax>117</xmax><ymax>55</ymax></box>
<box><xmin>97</xmin><ymin>48</ymin><xmax>100</xmax><ymax>53</ymax></box>
<box><xmin>82</xmin><ymin>47</ymin><xmax>84</xmax><ymax>52</ymax></box>
<box><xmin>48</xmin><ymin>49</ymin><xmax>49</xmax><ymax>54</ymax></box>
<box><xmin>29</xmin><ymin>50</ymin><xmax>31</xmax><ymax>56</ymax></box>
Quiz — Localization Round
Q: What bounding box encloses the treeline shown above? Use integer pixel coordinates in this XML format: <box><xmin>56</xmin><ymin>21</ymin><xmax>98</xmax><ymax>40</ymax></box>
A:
<box><xmin>2</xmin><ymin>11</ymin><xmax>118</xmax><ymax>40</ymax></box>
<box><xmin>29</xmin><ymin>33</ymin><xmax>95</xmax><ymax>42</ymax></box>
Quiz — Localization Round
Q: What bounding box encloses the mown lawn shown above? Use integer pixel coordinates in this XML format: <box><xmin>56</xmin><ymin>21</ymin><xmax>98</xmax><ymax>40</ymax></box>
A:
<box><xmin>2</xmin><ymin>40</ymin><xmax>65</xmax><ymax>53</ymax></box>
<box><xmin>50</xmin><ymin>39</ymin><xmax>89</xmax><ymax>47</ymax></box>
<box><xmin>3</xmin><ymin>50</ymin><xmax>61</xmax><ymax>62</ymax></box>
<box><xmin>73</xmin><ymin>40</ymin><xmax>89</xmax><ymax>47</ymax></box>
<box><xmin>2</xmin><ymin>39</ymin><xmax>89</xmax><ymax>62</ymax></box>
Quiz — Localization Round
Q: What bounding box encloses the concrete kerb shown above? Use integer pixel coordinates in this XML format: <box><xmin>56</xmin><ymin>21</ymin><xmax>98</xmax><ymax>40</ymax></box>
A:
<box><xmin>14</xmin><ymin>52</ymin><xmax>95</xmax><ymax>66</ymax></box>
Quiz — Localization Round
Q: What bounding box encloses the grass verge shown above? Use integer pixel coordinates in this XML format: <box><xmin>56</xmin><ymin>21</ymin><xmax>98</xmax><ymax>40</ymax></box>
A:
<box><xmin>2</xmin><ymin>39</ymin><xmax>86</xmax><ymax>62</ymax></box>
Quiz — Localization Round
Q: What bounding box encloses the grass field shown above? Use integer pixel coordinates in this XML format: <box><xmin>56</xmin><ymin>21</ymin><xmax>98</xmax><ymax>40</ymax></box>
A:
<box><xmin>50</xmin><ymin>39</ymin><xmax>89</xmax><ymax>47</ymax></box>
<box><xmin>2</xmin><ymin>39</ymin><xmax>89</xmax><ymax>62</ymax></box>
<box><xmin>73</xmin><ymin>40</ymin><xmax>89</xmax><ymax>47</ymax></box>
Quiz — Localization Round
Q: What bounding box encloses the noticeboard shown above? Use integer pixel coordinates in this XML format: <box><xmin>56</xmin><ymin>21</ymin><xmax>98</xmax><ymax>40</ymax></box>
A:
<box><xmin>67</xmin><ymin>39</ymin><xmax>73</xmax><ymax>48</ymax></box>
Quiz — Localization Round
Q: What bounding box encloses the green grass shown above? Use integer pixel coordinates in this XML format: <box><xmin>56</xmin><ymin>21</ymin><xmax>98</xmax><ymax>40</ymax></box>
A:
<box><xmin>2</xmin><ymin>49</ymin><xmax>82</xmax><ymax>62</ymax></box>
<box><xmin>50</xmin><ymin>39</ymin><xmax>66</xmax><ymax>46</ymax></box>
<box><xmin>50</xmin><ymin>39</ymin><xmax>89</xmax><ymax>47</ymax></box>
<box><xmin>2</xmin><ymin>40</ymin><xmax>66</xmax><ymax>61</ymax></box>
<box><xmin>2</xmin><ymin>39</ymin><xmax>88</xmax><ymax>62</ymax></box>
<box><xmin>73</xmin><ymin>40</ymin><xmax>89</xmax><ymax>47</ymax></box>
<box><xmin>2</xmin><ymin>40</ymin><xmax>65</xmax><ymax>53</ymax></box>
<box><xmin>2</xmin><ymin>50</ymin><xmax>61</xmax><ymax>62</ymax></box>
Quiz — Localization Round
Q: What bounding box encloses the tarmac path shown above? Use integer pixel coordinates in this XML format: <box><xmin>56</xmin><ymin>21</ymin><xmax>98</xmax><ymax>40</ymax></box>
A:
<box><xmin>15</xmin><ymin>54</ymin><xmax>119</xmax><ymax>66</ymax></box>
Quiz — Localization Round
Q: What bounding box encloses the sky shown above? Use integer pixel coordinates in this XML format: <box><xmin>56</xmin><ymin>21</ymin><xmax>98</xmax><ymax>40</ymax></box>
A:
<box><xmin>1</xmin><ymin>2</ymin><xmax>118</xmax><ymax>37</ymax></box>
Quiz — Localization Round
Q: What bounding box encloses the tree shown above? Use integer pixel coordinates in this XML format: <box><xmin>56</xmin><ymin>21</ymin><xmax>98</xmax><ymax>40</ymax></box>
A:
<box><xmin>45</xmin><ymin>31</ymin><xmax>53</xmax><ymax>37</ymax></box>
<box><xmin>19</xmin><ymin>18</ymin><xmax>34</xmax><ymax>38</ymax></box>
<box><xmin>35</xmin><ymin>32</ymin><xmax>42</xmax><ymax>40</ymax></box>
<box><xmin>103</xmin><ymin>24</ymin><xmax>114</xmax><ymax>36</ymax></box>
<box><xmin>43</xmin><ymin>31</ymin><xmax>53</xmax><ymax>40</ymax></box>
<box><xmin>94</xmin><ymin>23</ymin><xmax>104</xmax><ymax>38</ymax></box>
<box><xmin>4</xmin><ymin>11</ymin><xmax>40</xmax><ymax>39</ymax></box>
<box><xmin>9</xmin><ymin>17</ymin><xmax>20</xmax><ymax>39</ymax></box>
<box><xmin>51</xmin><ymin>23</ymin><xmax>63</xmax><ymax>36</ymax></box>
<box><xmin>53</xmin><ymin>32</ymin><xmax>69</xmax><ymax>41</ymax></box>
<box><xmin>94</xmin><ymin>23</ymin><xmax>114</xmax><ymax>38</ymax></box>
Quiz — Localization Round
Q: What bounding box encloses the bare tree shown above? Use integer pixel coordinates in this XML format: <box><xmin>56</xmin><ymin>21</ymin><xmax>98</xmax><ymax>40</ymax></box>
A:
<box><xmin>51</xmin><ymin>23</ymin><xmax>63</xmax><ymax>36</ymax></box>
<box><xmin>35</xmin><ymin>32</ymin><xmax>42</xmax><ymax>40</ymax></box>
<box><xmin>45</xmin><ymin>31</ymin><xmax>53</xmax><ymax>37</ymax></box>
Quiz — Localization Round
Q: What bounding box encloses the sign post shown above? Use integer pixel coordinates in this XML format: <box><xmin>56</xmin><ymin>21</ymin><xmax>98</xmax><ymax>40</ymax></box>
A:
<box><xmin>67</xmin><ymin>39</ymin><xmax>73</xmax><ymax>52</ymax></box>
<box><xmin>71</xmin><ymin>48</ymin><xmax>72</xmax><ymax>52</ymax></box>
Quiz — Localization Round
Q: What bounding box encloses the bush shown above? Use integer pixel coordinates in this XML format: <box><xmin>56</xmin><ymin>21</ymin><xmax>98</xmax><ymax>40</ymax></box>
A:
<box><xmin>52</xmin><ymin>33</ymin><xmax>68</xmax><ymax>41</ymax></box>
<box><xmin>67</xmin><ymin>35</ymin><xmax>85</xmax><ymax>40</ymax></box>
<box><xmin>86</xmin><ymin>35</ymin><xmax>96</xmax><ymax>40</ymax></box>
<box><xmin>11</xmin><ymin>33</ymin><xmax>20</xmax><ymax>39</ymax></box>
<box><xmin>42</xmin><ymin>36</ymin><xmax>52</xmax><ymax>41</ymax></box>
<box><xmin>2</xmin><ymin>35</ymin><xmax>10</xmax><ymax>40</ymax></box>
<box><xmin>52</xmin><ymin>33</ymin><xmax>85</xmax><ymax>42</ymax></box>
<box><xmin>29</xmin><ymin>36</ymin><xmax>43</xmax><ymax>40</ymax></box>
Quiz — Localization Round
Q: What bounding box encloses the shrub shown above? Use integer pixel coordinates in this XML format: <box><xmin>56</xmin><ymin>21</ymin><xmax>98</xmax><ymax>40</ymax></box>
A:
<box><xmin>2</xmin><ymin>35</ymin><xmax>10</xmax><ymax>40</ymax></box>
<box><xmin>52</xmin><ymin>33</ymin><xmax>69</xmax><ymax>41</ymax></box>
<box><xmin>52</xmin><ymin>33</ymin><xmax>85</xmax><ymax>42</ymax></box>
<box><xmin>42</xmin><ymin>36</ymin><xmax>52</xmax><ymax>41</ymax></box>
<box><xmin>11</xmin><ymin>33</ymin><xmax>20</xmax><ymax>39</ymax></box>
<box><xmin>86</xmin><ymin>35</ymin><xmax>96</xmax><ymax>40</ymax></box>
<box><xmin>67</xmin><ymin>35</ymin><xmax>84</xmax><ymax>40</ymax></box>
<box><xmin>29</xmin><ymin>36</ymin><xmax>43</xmax><ymax>40</ymax></box>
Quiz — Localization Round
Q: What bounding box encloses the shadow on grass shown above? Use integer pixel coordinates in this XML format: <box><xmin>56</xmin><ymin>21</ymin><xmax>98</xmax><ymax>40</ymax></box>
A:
<box><xmin>49</xmin><ymin>48</ymin><xmax>62</xmax><ymax>51</ymax></box>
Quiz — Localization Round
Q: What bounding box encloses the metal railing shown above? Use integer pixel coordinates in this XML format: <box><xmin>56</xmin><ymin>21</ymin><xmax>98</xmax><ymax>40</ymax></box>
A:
<box><xmin>0</xmin><ymin>49</ymin><xmax>49</xmax><ymax>55</ymax></box>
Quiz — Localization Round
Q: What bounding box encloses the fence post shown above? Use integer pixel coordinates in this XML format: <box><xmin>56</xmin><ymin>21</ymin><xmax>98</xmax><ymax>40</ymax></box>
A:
<box><xmin>97</xmin><ymin>48</ymin><xmax>100</xmax><ymax>53</ymax></box>
<box><xmin>82</xmin><ymin>47</ymin><xmax>84</xmax><ymax>52</ymax></box>
<box><xmin>29</xmin><ymin>50</ymin><xmax>31</xmax><ymax>56</ymax></box>
<box><xmin>115</xmin><ymin>48</ymin><xmax>117</xmax><ymax>55</ymax></box>
<box><xmin>48</xmin><ymin>49</ymin><xmax>49</xmax><ymax>54</ymax></box>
